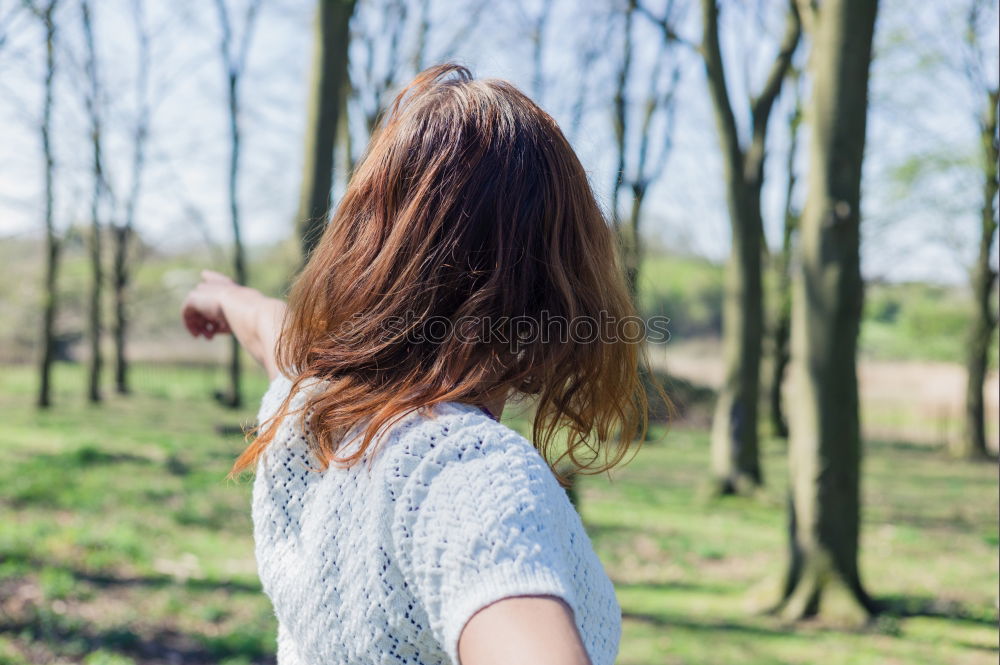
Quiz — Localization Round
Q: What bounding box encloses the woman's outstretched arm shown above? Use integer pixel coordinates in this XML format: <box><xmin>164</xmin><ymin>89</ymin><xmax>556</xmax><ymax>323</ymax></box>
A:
<box><xmin>180</xmin><ymin>270</ymin><xmax>286</xmax><ymax>380</ymax></box>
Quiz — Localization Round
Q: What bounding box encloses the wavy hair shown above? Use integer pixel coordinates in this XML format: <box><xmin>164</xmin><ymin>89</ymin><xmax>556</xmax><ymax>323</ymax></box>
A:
<box><xmin>232</xmin><ymin>64</ymin><xmax>660</xmax><ymax>480</ymax></box>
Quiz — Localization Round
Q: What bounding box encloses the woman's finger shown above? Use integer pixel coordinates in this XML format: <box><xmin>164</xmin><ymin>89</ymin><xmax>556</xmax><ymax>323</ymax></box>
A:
<box><xmin>182</xmin><ymin>307</ymin><xmax>204</xmax><ymax>338</ymax></box>
<box><xmin>201</xmin><ymin>269</ymin><xmax>233</xmax><ymax>285</ymax></box>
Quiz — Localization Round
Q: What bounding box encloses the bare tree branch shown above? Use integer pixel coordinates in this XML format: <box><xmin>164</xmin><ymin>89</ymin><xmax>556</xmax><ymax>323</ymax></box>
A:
<box><xmin>701</xmin><ymin>0</ymin><xmax>743</xmax><ymax>172</ymax></box>
<box><xmin>793</xmin><ymin>0</ymin><xmax>816</xmax><ymax>34</ymax></box>
<box><xmin>636</xmin><ymin>0</ymin><xmax>698</xmax><ymax>51</ymax></box>
<box><xmin>750</xmin><ymin>0</ymin><xmax>801</xmax><ymax>137</ymax></box>
<box><xmin>430</xmin><ymin>0</ymin><xmax>488</xmax><ymax>63</ymax></box>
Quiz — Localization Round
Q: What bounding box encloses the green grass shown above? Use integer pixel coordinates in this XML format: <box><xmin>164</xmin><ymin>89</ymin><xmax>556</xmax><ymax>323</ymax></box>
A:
<box><xmin>1</xmin><ymin>363</ymin><xmax>997</xmax><ymax>664</ymax></box>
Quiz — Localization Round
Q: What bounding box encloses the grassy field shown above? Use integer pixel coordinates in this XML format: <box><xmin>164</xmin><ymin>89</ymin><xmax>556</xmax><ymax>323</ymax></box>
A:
<box><xmin>1</xmin><ymin>363</ymin><xmax>997</xmax><ymax>665</ymax></box>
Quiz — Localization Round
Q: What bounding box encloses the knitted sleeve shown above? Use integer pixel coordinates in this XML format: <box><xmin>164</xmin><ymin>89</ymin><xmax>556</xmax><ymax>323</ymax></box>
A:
<box><xmin>391</xmin><ymin>425</ymin><xmax>577</xmax><ymax>664</ymax></box>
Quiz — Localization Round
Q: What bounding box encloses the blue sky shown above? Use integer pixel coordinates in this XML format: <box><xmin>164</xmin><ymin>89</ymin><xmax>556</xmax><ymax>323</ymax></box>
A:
<box><xmin>0</xmin><ymin>0</ymin><xmax>996</xmax><ymax>285</ymax></box>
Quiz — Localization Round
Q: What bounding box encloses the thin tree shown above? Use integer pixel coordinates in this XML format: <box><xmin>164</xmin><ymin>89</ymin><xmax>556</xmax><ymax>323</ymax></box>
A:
<box><xmin>344</xmin><ymin>0</ymin><xmax>487</xmax><ymax>175</ymax></box>
<box><xmin>768</xmin><ymin>67</ymin><xmax>802</xmax><ymax>439</ymax></box>
<box><xmin>565</xmin><ymin>7</ymin><xmax>613</xmax><ymax>143</ymax></box>
<box><xmin>957</xmin><ymin>0</ymin><xmax>999</xmax><ymax>460</ymax></box>
<box><xmin>356</xmin><ymin>0</ymin><xmax>407</xmax><ymax>135</ymax></box>
<box><xmin>297</xmin><ymin>0</ymin><xmax>355</xmax><ymax>259</ymax></box>
<box><xmin>412</xmin><ymin>0</ymin><xmax>429</xmax><ymax>72</ymax></box>
<box><xmin>81</xmin><ymin>0</ymin><xmax>106</xmax><ymax>403</ymax></box>
<box><xmin>28</xmin><ymin>0</ymin><xmax>61</xmax><ymax>408</ymax></box>
<box><xmin>700</xmin><ymin>0</ymin><xmax>801</xmax><ymax>494</ymax></box>
<box><xmin>1</xmin><ymin>2</ymin><xmax>25</xmax><ymax>50</ymax></box>
<box><xmin>510</xmin><ymin>0</ymin><xmax>553</xmax><ymax>103</ymax></box>
<box><xmin>214</xmin><ymin>0</ymin><xmax>262</xmax><ymax>409</ymax></box>
<box><xmin>342</xmin><ymin>0</ymin><xmax>411</xmax><ymax>196</ymax></box>
<box><xmin>514</xmin><ymin>0</ymin><xmax>573</xmax><ymax>506</ymax></box>
<box><xmin>110</xmin><ymin>0</ymin><xmax>152</xmax><ymax>395</ymax></box>
<box><xmin>613</xmin><ymin>0</ymin><xmax>685</xmax><ymax>298</ymax></box>
<box><xmin>774</xmin><ymin>0</ymin><xmax>879</xmax><ymax>621</ymax></box>
<box><xmin>410</xmin><ymin>0</ymin><xmax>486</xmax><ymax>73</ymax></box>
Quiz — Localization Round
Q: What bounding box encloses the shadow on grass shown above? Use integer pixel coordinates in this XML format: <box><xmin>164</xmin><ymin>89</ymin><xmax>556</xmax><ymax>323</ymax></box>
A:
<box><xmin>622</xmin><ymin>611</ymin><xmax>788</xmax><ymax>638</ymax></box>
<box><xmin>586</xmin><ymin>522</ymin><xmax>678</xmax><ymax>541</ymax></box>
<box><xmin>1</xmin><ymin>552</ymin><xmax>260</xmax><ymax>594</ymax></box>
<box><xmin>868</xmin><ymin>438</ymin><xmax>1000</xmax><ymax>464</ymax></box>
<box><xmin>1</xmin><ymin>613</ymin><xmax>275</xmax><ymax>665</ymax></box>
<box><xmin>614</xmin><ymin>579</ymin><xmax>737</xmax><ymax>595</ymax></box>
<box><xmin>78</xmin><ymin>570</ymin><xmax>261</xmax><ymax>595</ymax></box>
<box><xmin>877</xmin><ymin>594</ymin><xmax>999</xmax><ymax>627</ymax></box>
<box><xmin>871</xmin><ymin>511</ymin><xmax>980</xmax><ymax>532</ymax></box>
<box><xmin>954</xmin><ymin>641</ymin><xmax>1000</xmax><ymax>653</ymax></box>
<box><xmin>47</xmin><ymin>445</ymin><xmax>155</xmax><ymax>468</ymax></box>
<box><xmin>866</xmin><ymin>439</ymin><xmax>944</xmax><ymax>456</ymax></box>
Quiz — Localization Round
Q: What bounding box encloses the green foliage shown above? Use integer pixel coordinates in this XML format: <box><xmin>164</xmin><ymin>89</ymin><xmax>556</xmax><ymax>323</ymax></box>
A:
<box><xmin>638</xmin><ymin>251</ymin><xmax>996</xmax><ymax>367</ymax></box>
<box><xmin>3</xmin><ymin>233</ymin><xmax>992</xmax><ymax>368</ymax></box>
<box><xmin>0</xmin><ymin>638</ymin><xmax>29</xmax><ymax>665</ymax></box>
<box><xmin>862</xmin><ymin>281</ymin><xmax>997</xmax><ymax>365</ymax></box>
<box><xmin>638</xmin><ymin>253</ymin><xmax>724</xmax><ymax>340</ymax></box>
<box><xmin>83</xmin><ymin>652</ymin><xmax>137</xmax><ymax>665</ymax></box>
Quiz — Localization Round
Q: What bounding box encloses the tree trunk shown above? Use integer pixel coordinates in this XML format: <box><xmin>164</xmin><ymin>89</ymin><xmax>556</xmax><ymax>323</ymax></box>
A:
<box><xmin>769</xmin><ymin>233</ymin><xmax>794</xmax><ymax>439</ymax></box>
<box><xmin>769</xmin><ymin>80</ymin><xmax>802</xmax><ymax>439</ymax></box>
<box><xmin>112</xmin><ymin>225</ymin><xmax>130</xmax><ymax>394</ymax></box>
<box><xmin>609</xmin><ymin>0</ymin><xmax>637</xmax><ymax>243</ymax></box>
<box><xmin>111</xmin><ymin>0</ymin><xmax>151</xmax><ymax>396</ymax></box>
<box><xmin>622</xmin><ymin>183</ymin><xmax>647</xmax><ymax>300</ymax></box>
<box><xmin>341</xmin><ymin>79</ymin><xmax>356</xmax><ymax>179</ymax></box>
<box><xmin>297</xmin><ymin>0</ymin><xmax>356</xmax><ymax>259</ymax></box>
<box><xmin>956</xmin><ymin>89</ymin><xmax>999</xmax><ymax>460</ymax></box>
<box><xmin>87</xmin><ymin>200</ymin><xmax>103</xmax><ymax>403</ymax></box>
<box><xmin>710</xmin><ymin>201</ymin><xmax>764</xmax><ymax>492</ymax></box>
<box><xmin>226</xmin><ymin>70</ymin><xmax>245</xmax><ymax>409</ymax></box>
<box><xmin>775</xmin><ymin>0</ymin><xmax>879</xmax><ymax>622</ymax></box>
<box><xmin>37</xmin><ymin>2</ymin><xmax>60</xmax><ymax>409</ymax></box>
<box><xmin>39</xmin><ymin>233</ymin><xmax>60</xmax><ymax>408</ymax></box>
<box><xmin>702</xmin><ymin>0</ymin><xmax>800</xmax><ymax>493</ymax></box>
<box><xmin>82</xmin><ymin>0</ymin><xmax>103</xmax><ymax>404</ymax></box>
<box><xmin>213</xmin><ymin>0</ymin><xmax>264</xmax><ymax>409</ymax></box>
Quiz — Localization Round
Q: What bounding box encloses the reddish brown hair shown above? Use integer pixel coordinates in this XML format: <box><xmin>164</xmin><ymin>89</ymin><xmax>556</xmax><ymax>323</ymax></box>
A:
<box><xmin>233</xmin><ymin>64</ymin><xmax>656</xmax><ymax>479</ymax></box>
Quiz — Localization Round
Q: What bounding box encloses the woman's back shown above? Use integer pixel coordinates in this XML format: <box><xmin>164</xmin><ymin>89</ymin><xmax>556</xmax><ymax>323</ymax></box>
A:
<box><xmin>181</xmin><ymin>63</ymin><xmax>659</xmax><ymax>664</ymax></box>
<box><xmin>252</xmin><ymin>374</ymin><xmax>622</xmax><ymax>665</ymax></box>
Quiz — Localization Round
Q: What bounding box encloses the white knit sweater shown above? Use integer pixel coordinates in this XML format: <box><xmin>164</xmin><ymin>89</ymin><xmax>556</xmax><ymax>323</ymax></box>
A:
<box><xmin>251</xmin><ymin>374</ymin><xmax>621</xmax><ymax>665</ymax></box>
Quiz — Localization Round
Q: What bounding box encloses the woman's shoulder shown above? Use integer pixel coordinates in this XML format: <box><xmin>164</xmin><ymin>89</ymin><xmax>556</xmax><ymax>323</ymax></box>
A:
<box><xmin>256</xmin><ymin>372</ymin><xmax>326</xmax><ymax>423</ymax></box>
<box><xmin>255</xmin><ymin>376</ymin><xmax>559</xmax><ymax>497</ymax></box>
<box><xmin>381</xmin><ymin>402</ymin><xmax>566</xmax><ymax>513</ymax></box>
<box><xmin>256</xmin><ymin>373</ymin><xmax>295</xmax><ymax>422</ymax></box>
<box><xmin>386</xmin><ymin>403</ymin><xmax>549</xmax><ymax>474</ymax></box>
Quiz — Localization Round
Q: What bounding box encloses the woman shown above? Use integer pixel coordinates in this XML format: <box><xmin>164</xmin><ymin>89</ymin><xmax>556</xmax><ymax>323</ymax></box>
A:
<box><xmin>181</xmin><ymin>64</ymin><xmax>656</xmax><ymax>665</ymax></box>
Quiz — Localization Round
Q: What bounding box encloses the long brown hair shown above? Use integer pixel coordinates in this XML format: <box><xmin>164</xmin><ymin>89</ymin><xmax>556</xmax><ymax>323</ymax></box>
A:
<box><xmin>233</xmin><ymin>64</ymin><xmax>658</xmax><ymax>479</ymax></box>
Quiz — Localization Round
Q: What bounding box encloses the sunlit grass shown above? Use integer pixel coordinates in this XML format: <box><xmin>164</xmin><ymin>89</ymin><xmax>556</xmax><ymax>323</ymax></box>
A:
<box><xmin>1</xmin><ymin>363</ymin><xmax>997</xmax><ymax>664</ymax></box>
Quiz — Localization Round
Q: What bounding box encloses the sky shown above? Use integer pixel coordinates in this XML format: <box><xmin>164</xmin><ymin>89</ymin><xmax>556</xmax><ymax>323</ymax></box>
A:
<box><xmin>0</xmin><ymin>0</ymin><xmax>996</xmax><ymax>285</ymax></box>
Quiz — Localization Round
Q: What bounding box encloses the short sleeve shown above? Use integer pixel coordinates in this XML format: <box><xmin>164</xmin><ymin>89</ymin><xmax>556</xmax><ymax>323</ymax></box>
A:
<box><xmin>391</xmin><ymin>430</ymin><xmax>576</xmax><ymax>664</ymax></box>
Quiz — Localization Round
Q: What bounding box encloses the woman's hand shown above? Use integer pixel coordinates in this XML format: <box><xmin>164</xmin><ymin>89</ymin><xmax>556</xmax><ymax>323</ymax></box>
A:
<box><xmin>181</xmin><ymin>270</ymin><xmax>237</xmax><ymax>339</ymax></box>
<box><xmin>180</xmin><ymin>270</ymin><xmax>287</xmax><ymax>380</ymax></box>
